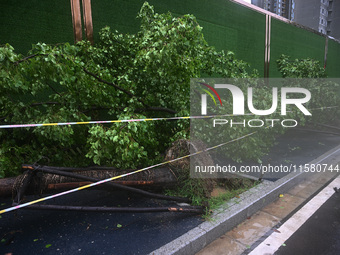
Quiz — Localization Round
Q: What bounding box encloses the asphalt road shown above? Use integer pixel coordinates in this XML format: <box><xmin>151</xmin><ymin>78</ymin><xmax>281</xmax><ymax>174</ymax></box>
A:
<box><xmin>275</xmin><ymin>189</ymin><xmax>340</xmax><ymax>255</ymax></box>
<box><xmin>0</xmin><ymin>190</ymin><xmax>203</xmax><ymax>255</ymax></box>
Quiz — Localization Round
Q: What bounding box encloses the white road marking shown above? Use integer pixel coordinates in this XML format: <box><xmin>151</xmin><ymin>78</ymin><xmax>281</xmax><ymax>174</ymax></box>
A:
<box><xmin>249</xmin><ymin>175</ymin><xmax>340</xmax><ymax>255</ymax></box>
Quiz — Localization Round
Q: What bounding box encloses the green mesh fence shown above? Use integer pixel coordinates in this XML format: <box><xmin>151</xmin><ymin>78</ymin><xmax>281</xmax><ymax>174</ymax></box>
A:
<box><xmin>327</xmin><ymin>39</ymin><xmax>340</xmax><ymax>78</ymax></box>
<box><xmin>0</xmin><ymin>0</ymin><xmax>73</xmax><ymax>54</ymax></box>
<box><xmin>270</xmin><ymin>18</ymin><xmax>327</xmax><ymax>77</ymax></box>
<box><xmin>0</xmin><ymin>0</ymin><xmax>339</xmax><ymax>77</ymax></box>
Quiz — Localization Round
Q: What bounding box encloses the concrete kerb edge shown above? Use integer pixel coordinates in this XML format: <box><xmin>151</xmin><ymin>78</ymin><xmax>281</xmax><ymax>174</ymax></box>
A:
<box><xmin>150</xmin><ymin>144</ymin><xmax>340</xmax><ymax>255</ymax></box>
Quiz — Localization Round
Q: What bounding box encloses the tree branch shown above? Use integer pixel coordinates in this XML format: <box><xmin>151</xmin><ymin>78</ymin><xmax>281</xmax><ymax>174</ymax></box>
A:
<box><xmin>135</xmin><ymin>107</ymin><xmax>177</xmax><ymax>114</ymax></box>
<box><xmin>14</xmin><ymin>54</ymin><xmax>40</xmax><ymax>65</ymax></box>
<box><xmin>46</xmin><ymin>82</ymin><xmax>63</xmax><ymax>97</ymax></box>
<box><xmin>83</xmin><ymin>68</ymin><xmax>136</xmax><ymax>97</ymax></box>
<box><xmin>30</xmin><ymin>102</ymin><xmax>60</xmax><ymax>107</ymax></box>
<box><xmin>82</xmin><ymin>105</ymin><xmax>177</xmax><ymax>115</ymax></box>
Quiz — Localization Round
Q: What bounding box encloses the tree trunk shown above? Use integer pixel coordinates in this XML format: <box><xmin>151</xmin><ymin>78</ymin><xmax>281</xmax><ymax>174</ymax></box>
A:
<box><xmin>0</xmin><ymin>166</ymin><xmax>177</xmax><ymax>197</ymax></box>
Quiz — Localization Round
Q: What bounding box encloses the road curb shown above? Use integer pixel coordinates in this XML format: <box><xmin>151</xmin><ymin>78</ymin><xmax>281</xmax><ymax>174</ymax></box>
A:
<box><xmin>150</xmin><ymin>144</ymin><xmax>340</xmax><ymax>255</ymax></box>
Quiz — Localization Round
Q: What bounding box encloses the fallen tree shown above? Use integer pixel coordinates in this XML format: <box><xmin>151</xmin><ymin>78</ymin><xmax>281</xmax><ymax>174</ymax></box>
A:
<box><xmin>0</xmin><ymin>2</ymin><xmax>256</xmax><ymax>178</ymax></box>
<box><xmin>0</xmin><ymin>165</ymin><xmax>177</xmax><ymax>198</ymax></box>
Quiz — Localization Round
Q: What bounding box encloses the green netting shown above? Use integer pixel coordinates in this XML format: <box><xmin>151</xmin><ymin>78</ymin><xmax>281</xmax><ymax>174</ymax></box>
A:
<box><xmin>91</xmin><ymin>0</ymin><xmax>142</xmax><ymax>38</ymax></box>
<box><xmin>327</xmin><ymin>39</ymin><xmax>340</xmax><ymax>78</ymax></box>
<box><xmin>270</xmin><ymin>18</ymin><xmax>326</xmax><ymax>77</ymax></box>
<box><xmin>0</xmin><ymin>0</ymin><xmax>73</xmax><ymax>54</ymax></box>
<box><xmin>0</xmin><ymin>0</ymin><xmax>339</xmax><ymax>77</ymax></box>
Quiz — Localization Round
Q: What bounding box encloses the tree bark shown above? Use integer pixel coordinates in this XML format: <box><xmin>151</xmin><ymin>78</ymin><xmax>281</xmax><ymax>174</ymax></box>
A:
<box><xmin>0</xmin><ymin>166</ymin><xmax>178</xmax><ymax>197</ymax></box>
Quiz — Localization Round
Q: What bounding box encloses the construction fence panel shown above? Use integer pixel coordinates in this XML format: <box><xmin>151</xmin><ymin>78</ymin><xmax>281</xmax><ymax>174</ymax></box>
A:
<box><xmin>327</xmin><ymin>39</ymin><xmax>340</xmax><ymax>78</ymax></box>
<box><xmin>0</xmin><ymin>0</ymin><xmax>339</xmax><ymax>77</ymax></box>
<box><xmin>0</xmin><ymin>0</ymin><xmax>74</xmax><ymax>54</ymax></box>
<box><xmin>270</xmin><ymin>18</ymin><xmax>327</xmax><ymax>77</ymax></box>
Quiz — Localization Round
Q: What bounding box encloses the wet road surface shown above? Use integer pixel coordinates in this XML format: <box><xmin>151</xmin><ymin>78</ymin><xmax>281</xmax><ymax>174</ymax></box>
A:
<box><xmin>275</xmin><ymin>189</ymin><xmax>340</xmax><ymax>255</ymax></box>
<box><xmin>0</xmin><ymin>190</ymin><xmax>203</xmax><ymax>255</ymax></box>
